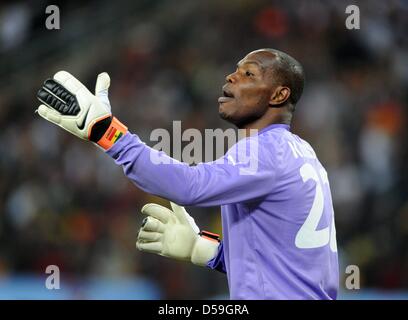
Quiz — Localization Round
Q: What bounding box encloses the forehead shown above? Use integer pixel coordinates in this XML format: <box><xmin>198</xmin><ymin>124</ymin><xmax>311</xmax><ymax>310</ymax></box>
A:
<box><xmin>238</xmin><ymin>50</ymin><xmax>278</xmax><ymax>69</ymax></box>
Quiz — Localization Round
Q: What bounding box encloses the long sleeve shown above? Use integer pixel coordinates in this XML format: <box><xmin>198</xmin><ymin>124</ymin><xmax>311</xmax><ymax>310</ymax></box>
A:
<box><xmin>206</xmin><ymin>240</ymin><xmax>226</xmax><ymax>274</ymax></box>
<box><xmin>105</xmin><ymin>131</ymin><xmax>277</xmax><ymax>207</ymax></box>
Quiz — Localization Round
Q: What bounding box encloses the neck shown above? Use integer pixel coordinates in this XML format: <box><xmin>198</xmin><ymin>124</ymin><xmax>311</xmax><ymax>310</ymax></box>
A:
<box><xmin>240</xmin><ymin>109</ymin><xmax>292</xmax><ymax>137</ymax></box>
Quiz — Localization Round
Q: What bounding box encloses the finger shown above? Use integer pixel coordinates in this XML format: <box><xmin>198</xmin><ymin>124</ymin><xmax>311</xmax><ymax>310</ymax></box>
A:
<box><xmin>53</xmin><ymin>70</ymin><xmax>89</xmax><ymax>96</ymax></box>
<box><xmin>37</xmin><ymin>86</ymin><xmax>79</xmax><ymax>116</ymax></box>
<box><xmin>141</xmin><ymin>203</ymin><xmax>171</xmax><ymax>224</ymax></box>
<box><xmin>137</xmin><ymin>230</ymin><xmax>162</xmax><ymax>242</ymax></box>
<box><xmin>95</xmin><ymin>72</ymin><xmax>111</xmax><ymax>109</ymax></box>
<box><xmin>141</xmin><ymin>216</ymin><xmax>165</xmax><ymax>233</ymax></box>
<box><xmin>52</xmin><ymin>72</ymin><xmax>92</xmax><ymax>123</ymax></box>
<box><xmin>141</xmin><ymin>217</ymin><xmax>148</xmax><ymax>228</ymax></box>
<box><xmin>37</xmin><ymin>86</ymin><xmax>65</xmax><ymax>111</ymax></box>
<box><xmin>170</xmin><ymin>202</ymin><xmax>200</xmax><ymax>233</ymax></box>
<box><xmin>37</xmin><ymin>104</ymin><xmax>62</xmax><ymax>125</ymax></box>
<box><xmin>170</xmin><ymin>202</ymin><xmax>190</xmax><ymax>224</ymax></box>
<box><xmin>39</xmin><ymin>79</ymin><xmax>80</xmax><ymax>115</ymax></box>
<box><xmin>136</xmin><ymin>241</ymin><xmax>162</xmax><ymax>254</ymax></box>
<box><xmin>95</xmin><ymin>72</ymin><xmax>110</xmax><ymax>95</ymax></box>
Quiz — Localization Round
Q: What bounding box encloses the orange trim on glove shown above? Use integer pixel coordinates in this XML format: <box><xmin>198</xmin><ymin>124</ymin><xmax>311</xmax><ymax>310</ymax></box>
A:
<box><xmin>97</xmin><ymin>117</ymin><xmax>128</xmax><ymax>150</ymax></box>
<box><xmin>200</xmin><ymin>230</ymin><xmax>221</xmax><ymax>243</ymax></box>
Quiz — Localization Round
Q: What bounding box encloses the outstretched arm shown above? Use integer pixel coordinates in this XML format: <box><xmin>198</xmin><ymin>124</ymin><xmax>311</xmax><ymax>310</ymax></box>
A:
<box><xmin>36</xmin><ymin>71</ymin><xmax>277</xmax><ymax>207</ymax></box>
<box><xmin>106</xmin><ymin>131</ymin><xmax>276</xmax><ymax>206</ymax></box>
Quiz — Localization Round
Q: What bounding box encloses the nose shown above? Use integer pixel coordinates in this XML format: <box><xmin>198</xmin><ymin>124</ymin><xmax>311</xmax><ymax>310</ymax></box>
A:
<box><xmin>225</xmin><ymin>72</ymin><xmax>235</xmax><ymax>83</ymax></box>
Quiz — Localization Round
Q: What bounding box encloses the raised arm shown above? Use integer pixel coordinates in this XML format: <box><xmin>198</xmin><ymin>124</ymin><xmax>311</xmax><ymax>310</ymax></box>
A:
<box><xmin>36</xmin><ymin>71</ymin><xmax>277</xmax><ymax>207</ymax></box>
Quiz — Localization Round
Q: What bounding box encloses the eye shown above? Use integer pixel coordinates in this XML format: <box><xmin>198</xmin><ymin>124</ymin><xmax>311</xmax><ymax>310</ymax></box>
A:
<box><xmin>245</xmin><ymin>71</ymin><xmax>254</xmax><ymax>77</ymax></box>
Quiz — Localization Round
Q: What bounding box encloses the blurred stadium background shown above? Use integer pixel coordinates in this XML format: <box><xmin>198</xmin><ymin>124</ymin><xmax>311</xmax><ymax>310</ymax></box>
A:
<box><xmin>0</xmin><ymin>0</ymin><xmax>407</xmax><ymax>299</ymax></box>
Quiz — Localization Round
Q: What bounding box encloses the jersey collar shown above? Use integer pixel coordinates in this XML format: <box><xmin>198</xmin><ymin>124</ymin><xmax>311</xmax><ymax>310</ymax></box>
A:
<box><xmin>257</xmin><ymin>123</ymin><xmax>291</xmax><ymax>135</ymax></box>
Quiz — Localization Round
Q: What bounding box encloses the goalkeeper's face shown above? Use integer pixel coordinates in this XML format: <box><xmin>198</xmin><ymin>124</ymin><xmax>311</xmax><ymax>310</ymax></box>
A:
<box><xmin>218</xmin><ymin>50</ymin><xmax>279</xmax><ymax>128</ymax></box>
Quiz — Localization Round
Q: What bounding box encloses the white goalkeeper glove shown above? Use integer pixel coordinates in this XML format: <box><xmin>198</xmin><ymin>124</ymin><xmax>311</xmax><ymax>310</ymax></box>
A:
<box><xmin>136</xmin><ymin>202</ymin><xmax>220</xmax><ymax>266</ymax></box>
<box><xmin>36</xmin><ymin>70</ymin><xmax>127</xmax><ymax>150</ymax></box>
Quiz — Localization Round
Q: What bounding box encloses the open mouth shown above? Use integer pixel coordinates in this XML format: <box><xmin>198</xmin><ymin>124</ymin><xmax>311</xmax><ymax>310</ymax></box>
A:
<box><xmin>218</xmin><ymin>89</ymin><xmax>234</xmax><ymax>103</ymax></box>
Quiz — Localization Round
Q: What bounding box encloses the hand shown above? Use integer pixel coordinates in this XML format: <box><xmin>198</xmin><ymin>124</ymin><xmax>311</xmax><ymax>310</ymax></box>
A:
<box><xmin>36</xmin><ymin>71</ymin><xmax>127</xmax><ymax>149</ymax></box>
<box><xmin>136</xmin><ymin>202</ymin><xmax>220</xmax><ymax>266</ymax></box>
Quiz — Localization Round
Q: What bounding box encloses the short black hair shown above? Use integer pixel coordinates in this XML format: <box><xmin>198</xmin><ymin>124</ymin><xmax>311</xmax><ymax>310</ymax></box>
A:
<box><xmin>264</xmin><ymin>49</ymin><xmax>305</xmax><ymax>106</ymax></box>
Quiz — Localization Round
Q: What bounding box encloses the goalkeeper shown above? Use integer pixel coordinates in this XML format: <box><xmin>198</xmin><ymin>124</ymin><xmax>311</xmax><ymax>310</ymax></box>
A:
<box><xmin>36</xmin><ymin>49</ymin><xmax>339</xmax><ymax>299</ymax></box>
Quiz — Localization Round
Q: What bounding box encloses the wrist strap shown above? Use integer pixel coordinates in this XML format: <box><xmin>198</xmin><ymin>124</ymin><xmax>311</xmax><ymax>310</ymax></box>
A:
<box><xmin>97</xmin><ymin>117</ymin><xmax>128</xmax><ymax>150</ymax></box>
<box><xmin>199</xmin><ymin>230</ymin><xmax>220</xmax><ymax>243</ymax></box>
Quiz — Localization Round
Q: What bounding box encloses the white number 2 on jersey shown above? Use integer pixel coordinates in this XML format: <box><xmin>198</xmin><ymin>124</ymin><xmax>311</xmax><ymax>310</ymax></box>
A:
<box><xmin>295</xmin><ymin>163</ymin><xmax>337</xmax><ymax>252</ymax></box>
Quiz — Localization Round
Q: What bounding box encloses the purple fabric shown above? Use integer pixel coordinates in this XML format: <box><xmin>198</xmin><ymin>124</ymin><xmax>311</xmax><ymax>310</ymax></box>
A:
<box><xmin>106</xmin><ymin>124</ymin><xmax>339</xmax><ymax>300</ymax></box>
<box><xmin>207</xmin><ymin>240</ymin><xmax>227</xmax><ymax>274</ymax></box>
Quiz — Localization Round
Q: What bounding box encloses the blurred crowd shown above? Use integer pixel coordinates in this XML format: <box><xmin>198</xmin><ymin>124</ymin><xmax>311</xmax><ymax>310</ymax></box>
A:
<box><xmin>0</xmin><ymin>0</ymin><xmax>407</xmax><ymax>298</ymax></box>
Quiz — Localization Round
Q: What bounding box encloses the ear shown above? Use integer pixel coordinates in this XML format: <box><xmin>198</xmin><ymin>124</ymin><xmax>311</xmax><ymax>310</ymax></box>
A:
<box><xmin>269</xmin><ymin>86</ymin><xmax>291</xmax><ymax>106</ymax></box>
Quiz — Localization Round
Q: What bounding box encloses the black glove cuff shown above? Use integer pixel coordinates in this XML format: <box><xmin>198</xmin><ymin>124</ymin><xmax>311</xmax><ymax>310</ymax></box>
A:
<box><xmin>89</xmin><ymin>116</ymin><xmax>113</xmax><ymax>142</ymax></box>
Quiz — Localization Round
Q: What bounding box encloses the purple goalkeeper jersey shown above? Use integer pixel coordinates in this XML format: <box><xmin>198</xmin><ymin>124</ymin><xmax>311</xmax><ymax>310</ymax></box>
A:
<box><xmin>105</xmin><ymin>123</ymin><xmax>339</xmax><ymax>300</ymax></box>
